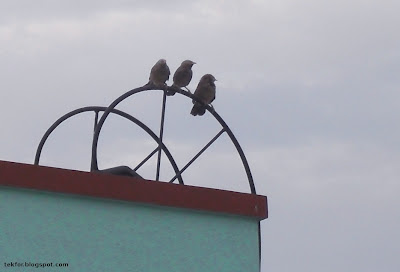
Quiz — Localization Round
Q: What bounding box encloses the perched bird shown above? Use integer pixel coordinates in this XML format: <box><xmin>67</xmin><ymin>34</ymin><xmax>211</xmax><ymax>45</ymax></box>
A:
<box><xmin>148</xmin><ymin>59</ymin><xmax>170</xmax><ymax>87</ymax></box>
<box><xmin>168</xmin><ymin>60</ymin><xmax>196</xmax><ymax>96</ymax></box>
<box><xmin>190</xmin><ymin>74</ymin><xmax>217</xmax><ymax>116</ymax></box>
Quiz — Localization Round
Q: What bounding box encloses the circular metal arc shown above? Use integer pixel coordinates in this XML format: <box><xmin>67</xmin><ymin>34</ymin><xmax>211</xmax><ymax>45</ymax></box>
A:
<box><xmin>91</xmin><ymin>86</ymin><xmax>256</xmax><ymax>194</ymax></box>
<box><xmin>34</xmin><ymin>106</ymin><xmax>184</xmax><ymax>185</ymax></box>
<box><xmin>170</xmin><ymin>87</ymin><xmax>257</xmax><ymax>194</ymax></box>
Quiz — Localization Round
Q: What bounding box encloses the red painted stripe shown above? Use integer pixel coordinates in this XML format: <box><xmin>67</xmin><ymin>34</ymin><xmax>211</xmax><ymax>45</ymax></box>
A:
<box><xmin>0</xmin><ymin>160</ymin><xmax>267</xmax><ymax>220</ymax></box>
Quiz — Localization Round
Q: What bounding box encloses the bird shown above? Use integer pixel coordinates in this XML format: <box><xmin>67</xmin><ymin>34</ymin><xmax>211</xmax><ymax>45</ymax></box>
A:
<box><xmin>190</xmin><ymin>74</ymin><xmax>217</xmax><ymax>116</ymax></box>
<box><xmin>167</xmin><ymin>60</ymin><xmax>196</xmax><ymax>96</ymax></box>
<box><xmin>148</xmin><ymin>59</ymin><xmax>170</xmax><ymax>87</ymax></box>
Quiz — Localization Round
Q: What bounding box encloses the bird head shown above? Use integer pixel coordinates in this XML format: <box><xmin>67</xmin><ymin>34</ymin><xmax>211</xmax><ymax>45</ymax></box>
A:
<box><xmin>181</xmin><ymin>60</ymin><xmax>196</xmax><ymax>68</ymax></box>
<box><xmin>202</xmin><ymin>74</ymin><xmax>217</xmax><ymax>83</ymax></box>
<box><xmin>158</xmin><ymin>59</ymin><xmax>167</xmax><ymax>65</ymax></box>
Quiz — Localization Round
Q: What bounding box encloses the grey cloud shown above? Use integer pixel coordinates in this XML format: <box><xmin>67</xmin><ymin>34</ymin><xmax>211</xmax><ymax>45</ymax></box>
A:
<box><xmin>0</xmin><ymin>1</ymin><xmax>193</xmax><ymax>23</ymax></box>
<box><xmin>1</xmin><ymin>1</ymin><xmax>400</xmax><ymax>271</ymax></box>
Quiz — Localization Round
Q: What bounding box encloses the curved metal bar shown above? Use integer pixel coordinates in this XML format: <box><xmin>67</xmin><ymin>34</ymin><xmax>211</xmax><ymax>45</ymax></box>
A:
<box><xmin>92</xmin><ymin>86</ymin><xmax>156</xmax><ymax>172</ymax></box>
<box><xmin>35</xmin><ymin>106</ymin><xmax>95</xmax><ymax>165</ymax></box>
<box><xmin>91</xmin><ymin>85</ymin><xmax>256</xmax><ymax>194</ymax></box>
<box><xmin>170</xmin><ymin>88</ymin><xmax>256</xmax><ymax>194</ymax></box>
<box><xmin>34</xmin><ymin>106</ymin><xmax>184</xmax><ymax>185</ymax></box>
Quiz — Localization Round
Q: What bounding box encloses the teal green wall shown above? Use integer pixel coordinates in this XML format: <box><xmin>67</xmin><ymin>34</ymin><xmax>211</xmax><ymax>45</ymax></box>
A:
<box><xmin>0</xmin><ymin>186</ymin><xmax>259</xmax><ymax>272</ymax></box>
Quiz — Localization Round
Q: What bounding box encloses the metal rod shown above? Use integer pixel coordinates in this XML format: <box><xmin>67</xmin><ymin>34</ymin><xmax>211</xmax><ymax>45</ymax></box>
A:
<box><xmin>90</xmin><ymin>88</ymin><xmax>185</xmax><ymax>184</ymax></box>
<box><xmin>35</xmin><ymin>105</ymin><xmax>184</xmax><ymax>184</ymax></box>
<box><xmin>90</xmin><ymin>110</ymin><xmax>100</xmax><ymax>171</ymax></box>
<box><xmin>156</xmin><ymin>91</ymin><xmax>167</xmax><ymax>181</ymax></box>
<box><xmin>94</xmin><ymin>110</ymin><xmax>99</xmax><ymax>131</ymax></box>
<box><xmin>38</xmin><ymin>86</ymin><xmax>254</xmax><ymax>192</ymax></box>
<box><xmin>163</xmin><ymin>87</ymin><xmax>256</xmax><ymax>193</ymax></box>
<box><xmin>37</xmin><ymin>86</ymin><xmax>255</xmax><ymax>192</ymax></box>
<box><xmin>133</xmin><ymin>147</ymin><xmax>159</xmax><ymax>172</ymax></box>
<box><xmin>169</xmin><ymin>128</ymin><xmax>225</xmax><ymax>183</ymax></box>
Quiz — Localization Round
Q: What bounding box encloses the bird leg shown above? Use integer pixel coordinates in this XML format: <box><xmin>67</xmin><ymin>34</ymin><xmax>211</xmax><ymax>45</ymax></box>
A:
<box><xmin>184</xmin><ymin>86</ymin><xmax>192</xmax><ymax>94</ymax></box>
<box><xmin>209</xmin><ymin>103</ymin><xmax>215</xmax><ymax>112</ymax></box>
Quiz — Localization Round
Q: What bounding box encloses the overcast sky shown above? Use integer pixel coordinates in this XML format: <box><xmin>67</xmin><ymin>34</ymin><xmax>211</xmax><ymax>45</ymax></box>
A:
<box><xmin>1</xmin><ymin>1</ymin><xmax>399</xmax><ymax>271</ymax></box>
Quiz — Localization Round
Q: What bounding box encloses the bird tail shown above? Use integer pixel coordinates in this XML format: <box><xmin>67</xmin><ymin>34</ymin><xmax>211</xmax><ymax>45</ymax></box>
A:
<box><xmin>190</xmin><ymin>102</ymin><xmax>206</xmax><ymax>116</ymax></box>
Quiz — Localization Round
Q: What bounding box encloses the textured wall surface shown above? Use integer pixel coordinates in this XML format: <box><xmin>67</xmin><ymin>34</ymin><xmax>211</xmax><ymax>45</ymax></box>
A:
<box><xmin>1</xmin><ymin>186</ymin><xmax>259</xmax><ymax>272</ymax></box>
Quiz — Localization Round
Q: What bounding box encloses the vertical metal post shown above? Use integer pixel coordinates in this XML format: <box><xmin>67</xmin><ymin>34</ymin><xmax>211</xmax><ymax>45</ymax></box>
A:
<box><xmin>156</xmin><ymin>91</ymin><xmax>167</xmax><ymax>181</ymax></box>
<box><xmin>93</xmin><ymin>110</ymin><xmax>99</xmax><ymax>132</ymax></box>
<box><xmin>91</xmin><ymin>110</ymin><xmax>100</xmax><ymax>171</ymax></box>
